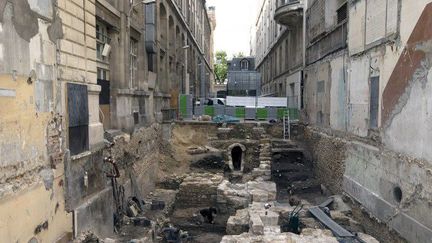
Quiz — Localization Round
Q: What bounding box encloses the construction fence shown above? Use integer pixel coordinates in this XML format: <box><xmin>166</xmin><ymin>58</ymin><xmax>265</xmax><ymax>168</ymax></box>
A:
<box><xmin>178</xmin><ymin>95</ymin><xmax>300</xmax><ymax>121</ymax></box>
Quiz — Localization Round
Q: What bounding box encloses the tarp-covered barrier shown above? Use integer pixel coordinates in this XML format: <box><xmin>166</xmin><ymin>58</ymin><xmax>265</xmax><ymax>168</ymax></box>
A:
<box><xmin>204</xmin><ymin>106</ymin><xmax>215</xmax><ymax>116</ymax></box>
<box><xmin>235</xmin><ymin>107</ymin><xmax>245</xmax><ymax>118</ymax></box>
<box><xmin>256</xmin><ymin>108</ymin><xmax>268</xmax><ymax>120</ymax></box>
<box><xmin>179</xmin><ymin>94</ymin><xmax>193</xmax><ymax>119</ymax></box>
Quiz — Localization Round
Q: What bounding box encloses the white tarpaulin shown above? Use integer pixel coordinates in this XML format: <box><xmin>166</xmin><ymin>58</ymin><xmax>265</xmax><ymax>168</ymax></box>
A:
<box><xmin>226</xmin><ymin>96</ymin><xmax>287</xmax><ymax>107</ymax></box>
<box><xmin>258</xmin><ymin>97</ymin><xmax>287</xmax><ymax>107</ymax></box>
<box><xmin>226</xmin><ymin>96</ymin><xmax>256</xmax><ymax>107</ymax></box>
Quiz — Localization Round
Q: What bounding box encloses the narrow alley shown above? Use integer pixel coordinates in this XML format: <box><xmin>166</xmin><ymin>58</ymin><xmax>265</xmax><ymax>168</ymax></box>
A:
<box><xmin>1</xmin><ymin>0</ymin><xmax>432</xmax><ymax>243</ymax></box>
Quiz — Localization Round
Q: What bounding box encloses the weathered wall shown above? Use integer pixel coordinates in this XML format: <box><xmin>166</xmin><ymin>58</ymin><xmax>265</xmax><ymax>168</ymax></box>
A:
<box><xmin>0</xmin><ymin>0</ymin><xmax>72</xmax><ymax>242</ymax></box>
<box><xmin>343</xmin><ymin>140</ymin><xmax>432</xmax><ymax>243</ymax></box>
<box><xmin>0</xmin><ymin>170</ymin><xmax>71</xmax><ymax>243</ymax></box>
<box><xmin>300</xmin><ymin>125</ymin><xmax>432</xmax><ymax>243</ymax></box>
<box><xmin>346</xmin><ymin>54</ymin><xmax>370</xmax><ymax>136</ymax></box>
<box><xmin>382</xmin><ymin>2</ymin><xmax>432</xmax><ymax>162</ymax></box>
<box><xmin>302</xmin><ymin>127</ymin><xmax>347</xmax><ymax>193</ymax></box>
<box><xmin>70</xmin><ymin>123</ymin><xmax>163</xmax><ymax>238</ymax></box>
<box><xmin>300</xmin><ymin>1</ymin><xmax>432</xmax><ymax>243</ymax></box>
<box><xmin>303</xmin><ymin>54</ymin><xmax>335</xmax><ymax>126</ymax></box>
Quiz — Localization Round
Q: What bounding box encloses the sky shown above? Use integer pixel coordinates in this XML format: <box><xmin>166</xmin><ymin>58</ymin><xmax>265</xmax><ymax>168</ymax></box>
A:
<box><xmin>207</xmin><ymin>0</ymin><xmax>262</xmax><ymax>59</ymax></box>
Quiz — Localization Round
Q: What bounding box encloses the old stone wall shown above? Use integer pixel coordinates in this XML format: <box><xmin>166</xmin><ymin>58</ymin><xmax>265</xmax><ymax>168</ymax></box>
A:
<box><xmin>71</xmin><ymin>123</ymin><xmax>163</xmax><ymax>238</ymax></box>
<box><xmin>301</xmin><ymin>126</ymin><xmax>347</xmax><ymax>194</ymax></box>
<box><xmin>299</xmin><ymin>125</ymin><xmax>432</xmax><ymax>243</ymax></box>
<box><xmin>172</xmin><ymin>122</ymin><xmax>281</xmax><ymax>174</ymax></box>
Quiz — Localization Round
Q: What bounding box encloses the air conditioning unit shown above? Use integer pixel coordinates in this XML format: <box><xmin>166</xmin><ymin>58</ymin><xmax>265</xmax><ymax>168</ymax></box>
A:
<box><xmin>102</xmin><ymin>44</ymin><xmax>111</xmax><ymax>57</ymax></box>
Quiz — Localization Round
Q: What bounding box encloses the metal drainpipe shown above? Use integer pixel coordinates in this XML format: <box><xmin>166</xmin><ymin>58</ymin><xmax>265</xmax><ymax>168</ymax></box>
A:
<box><xmin>302</xmin><ymin>0</ymin><xmax>307</xmax><ymax>69</ymax></box>
<box><xmin>301</xmin><ymin>0</ymin><xmax>308</xmax><ymax>112</ymax></box>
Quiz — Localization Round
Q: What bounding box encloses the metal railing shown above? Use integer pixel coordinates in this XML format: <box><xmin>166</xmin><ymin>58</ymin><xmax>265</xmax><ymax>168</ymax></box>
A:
<box><xmin>277</xmin><ymin>0</ymin><xmax>300</xmax><ymax>8</ymax></box>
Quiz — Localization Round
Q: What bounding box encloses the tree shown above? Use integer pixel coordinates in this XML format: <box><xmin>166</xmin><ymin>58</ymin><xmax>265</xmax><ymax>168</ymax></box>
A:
<box><xmin>214</xmin><ymin>51</ymin><xmax>228</xmax><ymax>84</ymax></box>
<box><xmin>233</xmin><ymin>52</ymin><xmax>245</xmax><ymax>58</ymax></box>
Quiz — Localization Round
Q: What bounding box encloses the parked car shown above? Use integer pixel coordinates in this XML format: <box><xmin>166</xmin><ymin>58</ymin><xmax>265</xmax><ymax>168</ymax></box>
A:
<box><xmin>195</xmin><ymin>98</ymin><xmax>226</xmax><ymax>106</ymax></box>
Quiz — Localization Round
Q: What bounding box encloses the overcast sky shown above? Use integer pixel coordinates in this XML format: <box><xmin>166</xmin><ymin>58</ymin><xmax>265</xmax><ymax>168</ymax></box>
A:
<box><xmin>207</xmin><ymin>0</ymin><xmax>262</xmax><ymax>59</ymax></box>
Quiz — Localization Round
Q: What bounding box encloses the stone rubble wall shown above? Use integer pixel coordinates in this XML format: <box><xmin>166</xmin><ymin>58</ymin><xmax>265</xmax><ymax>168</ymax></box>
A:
<box><xmin>176</xmin><ymin>173</ymin><xmax>224</xmax><ymax>209</ymax></box>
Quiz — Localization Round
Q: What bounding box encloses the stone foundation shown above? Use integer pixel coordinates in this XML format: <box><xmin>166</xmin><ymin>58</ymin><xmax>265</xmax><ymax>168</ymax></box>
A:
<box><xmin>299</xmin><ymin>125</ymin><xmax>432</xmax><ymax>243</ymax></box>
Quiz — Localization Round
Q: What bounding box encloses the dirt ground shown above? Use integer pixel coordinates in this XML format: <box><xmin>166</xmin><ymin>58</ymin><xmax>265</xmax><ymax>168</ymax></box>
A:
<box><xmin>157</xmin><ymin>125</ymin><xmax>212</xmax><ymax>181</ymax></box>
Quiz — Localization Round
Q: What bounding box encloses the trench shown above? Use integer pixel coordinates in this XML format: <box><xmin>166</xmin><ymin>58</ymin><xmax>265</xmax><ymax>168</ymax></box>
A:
<box><xmin>105</xmin><ymin>124</ymin><xmax>402</xmax><ymax>243</ymax></box>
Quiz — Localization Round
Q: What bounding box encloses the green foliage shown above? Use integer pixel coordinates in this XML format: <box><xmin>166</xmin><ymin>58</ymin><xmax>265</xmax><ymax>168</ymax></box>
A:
<box><xmin>233</xmin><ymin>52</ymin><xmax>245</xmax><ymax>58</ymax></box>
<box><xmin>214</xmin><ymin>51</ymin><xmax>228</xmax><ymax>84</ymax></box>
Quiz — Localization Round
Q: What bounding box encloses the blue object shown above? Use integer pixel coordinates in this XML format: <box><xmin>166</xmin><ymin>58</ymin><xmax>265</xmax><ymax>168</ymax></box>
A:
<box><xmin>212</xmin><ymin>115</ymin><xmax>240</xmax><ymax>123</ymax></box>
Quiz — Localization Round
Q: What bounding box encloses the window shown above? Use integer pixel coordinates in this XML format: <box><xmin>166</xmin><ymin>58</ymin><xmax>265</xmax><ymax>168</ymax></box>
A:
<box><xmin>337</xmin><ymin>2</ymin><xmax>347</xmax><ymax>24</ymax></box>
<box><xmin>147</xmin><ymin>53</ymin><xmax>154</xmax><ymax>72</ymax></box>
<box><xmin>67</xmin><ymin>83</ymin><xmax>89</xmax><ymax>155</ymax></box>
<box><xmin>240</xmin><ymin>59</ymin><xmax>249</xmax><ymax>70</ymax></box>
<box><xmin>96</xmin><ymin>21</ymin><xmax>111</xmax><ymax>62</ymax></box>
<box><xmin>97</xmin><ymin>68</ymin><xmax>109</xmax><ymax>81</ymax></box>
<box><xmin>130</xmin><ymin>38</ymin><xmax>138</xmax><ymax>88</ymax></box>
<box><xmin>369</xmin><ymin>76</ymin><xmax>379</xmax><ymax>128</ymax></box>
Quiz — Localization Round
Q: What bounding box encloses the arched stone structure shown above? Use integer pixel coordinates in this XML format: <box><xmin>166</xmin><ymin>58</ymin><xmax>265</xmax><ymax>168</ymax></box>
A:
<box><xmin>227</xmin><ymin>143</ymin><xmax>246</xmax><ymax>172</ymax></box>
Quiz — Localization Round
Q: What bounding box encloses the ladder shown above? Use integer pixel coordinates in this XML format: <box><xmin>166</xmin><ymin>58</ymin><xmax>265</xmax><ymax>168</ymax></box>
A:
<box><xmin>283</xmin><ymin>111</ymin><xmax>290</xmax><ymax>140</ymax></box>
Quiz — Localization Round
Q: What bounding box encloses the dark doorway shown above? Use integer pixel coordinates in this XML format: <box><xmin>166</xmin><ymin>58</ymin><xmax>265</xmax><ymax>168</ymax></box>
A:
<box><xmin>231</xmin><ymin>146</ymin><xmax>242</xmax><ymax>171</ymax></box>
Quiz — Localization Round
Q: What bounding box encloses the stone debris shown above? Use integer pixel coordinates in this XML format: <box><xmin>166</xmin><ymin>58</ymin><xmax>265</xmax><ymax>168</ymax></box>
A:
<box><xmin>357</xmin><ymin>232</ymin><xmax>380</xmax><ymax>243</ymax></box>
<box><xmin>221</xmin><ymin>229</ymin><xmax>339</xmax><ymax>243</ymax></box>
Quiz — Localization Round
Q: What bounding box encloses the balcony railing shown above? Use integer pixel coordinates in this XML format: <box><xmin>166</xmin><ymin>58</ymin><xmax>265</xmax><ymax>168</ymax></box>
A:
<box><xmin>276</xmin><ymin>0</ymin><xmax>300</xmax><ymax>8</ymax></box>
<box><xmin>274</xmin><ymin>0</ymin><xmax>303</xmax><ymax>27</ymax></box>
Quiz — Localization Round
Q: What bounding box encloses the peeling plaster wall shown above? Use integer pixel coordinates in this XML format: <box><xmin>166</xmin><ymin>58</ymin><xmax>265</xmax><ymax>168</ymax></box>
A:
<box><xmin>302</xmin><ymin>1</ymin><xmax>432</xmax><ymax>242</ymax></box>
<box><xmin>0</xmin><ymin>0</ymin><xmax>72</xmax><ymax>242</ymax></box>
<box><xmin>336</xmin><ymin>1</ymin><xmax>432</xmax><ymax>242</ymax></box>
<box><xmin>329</xmin><ymin>55</ymin><xmax>347</xmax><ymax>131</ymax></box>
<box><xmin>384</xmin><ymin>56</ymin><xmax>432</xmax><ymax>161</ymax></box>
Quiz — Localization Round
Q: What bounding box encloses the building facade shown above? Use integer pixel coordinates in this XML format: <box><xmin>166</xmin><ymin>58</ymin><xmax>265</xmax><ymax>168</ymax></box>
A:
<box><xmin>254</xmin><ymin>0</ymin><xmax>432</xmax><ymax>242</ymax></box>
<box><xmin>226</xmin><ymin>57</ymin><xmax>261</xmax><ymax>96</ymax></box>
<box><xmin>207</xmin><ymin>6</ymin><xmax>217</xmax><ymax>97</ymax></box>
<box><xmin>253</xmin><ymin>0</ymin><xmax>303</xmax><ymax>112</ymax></box>
<box><xmin>0</xmin><ymin>0</ymin><xmax>213</xmax><ymax>241</ymax></box>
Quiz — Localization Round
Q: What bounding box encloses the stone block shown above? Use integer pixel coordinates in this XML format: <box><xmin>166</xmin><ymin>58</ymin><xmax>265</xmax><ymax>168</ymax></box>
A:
<box><xmin>75</xmin><ymin>187</ymin><xmax>114</xmax><ymax>238</ymax></box>
<box><xmin>226</xmin><ymin>209</ymin><xmax>250</xmax><ymax>235</ymax></box>
<box><xmin>263</xmin><ymin>226</ymin><xmax>281</xmax><ymax>234</ymax></box>
<box><xmin>249</xmin><ymin>214</ymin><xmax>264</xmax><ymax>235</ymax></box>
<box><xmin>260</xmin><ymin>211</ymin><xmax>279</xmax><ymax>226</ymax></box>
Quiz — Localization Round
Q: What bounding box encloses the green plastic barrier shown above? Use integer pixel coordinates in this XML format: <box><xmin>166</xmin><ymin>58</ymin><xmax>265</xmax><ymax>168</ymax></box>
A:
<box><xmin>256</xmin><ymin>108</ymin><xmax>268</xmax><ymax>120</ymax></box>
<box><xmin>277</xmin><ymin>108</ymin><xmax>299</xmax><ymax>120</ymax></box>
<box><xmin>204</xmin><ymin>106</ymin><xmax>215</xmax><ymax>117</ymax></box>
<box><xmin>179</xmin><ymin>95</ymin><xmax>187</xmax><ymax>118</ymax></box>
<box><xmin>277</xmin><ymin>108</ymin><xmax>288</xmax><ymax>119</ymax></box>
<box><xmin>289</xmin><ymin>108</ymin><xmax>300</xmax><ymax>120</ymax></box>
<box><xmin>235</xmin><ymin>107</ymin><xmax>245</xmax><ymax>118</ymax></box>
